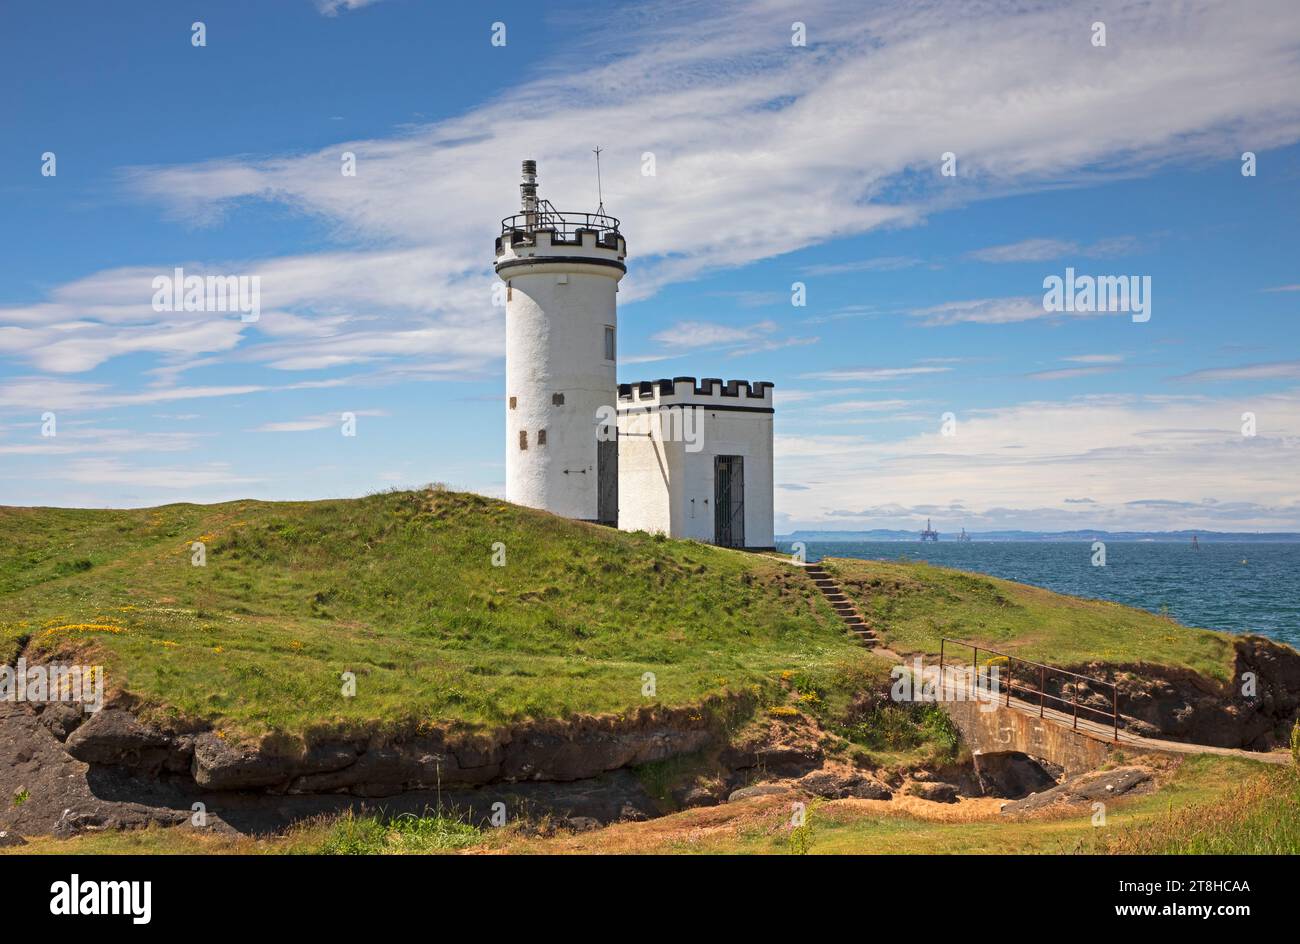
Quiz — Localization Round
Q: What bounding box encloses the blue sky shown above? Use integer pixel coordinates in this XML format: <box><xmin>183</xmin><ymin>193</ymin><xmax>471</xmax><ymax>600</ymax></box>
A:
<box><xmin>2</xmin><ymin>0</ymin><xmax>1298</xmax><ymax>533</ymax></box>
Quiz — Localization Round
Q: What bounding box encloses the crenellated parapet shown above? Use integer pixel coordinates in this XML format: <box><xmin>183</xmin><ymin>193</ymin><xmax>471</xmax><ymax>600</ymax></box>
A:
<box><xmin>617</xmin><ymin>377</ymin><xmax>774</xmax><ymax>412</ymax></box>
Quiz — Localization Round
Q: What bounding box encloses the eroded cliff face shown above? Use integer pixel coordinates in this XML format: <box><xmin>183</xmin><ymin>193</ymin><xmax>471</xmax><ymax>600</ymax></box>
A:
<box><xmin>3</xmin><ymin>634</ymin><xmax>1296</xmax><ymax>840</ymax></box>
<box><xmin>0</xmin><ymin>695</ymin><xmax>749</xmax><ymax>837</ymax></box>
<box><xmin>1048</xmin><ymin>636</ymin><xmax>1300</xmax><ymax>750</ymax></box>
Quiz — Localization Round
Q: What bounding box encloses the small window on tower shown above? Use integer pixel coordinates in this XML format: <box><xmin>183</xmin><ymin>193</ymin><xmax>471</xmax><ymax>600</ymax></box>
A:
<box><xmin>518</xmin><ymin>430</ymin><xmax>527</xmax><ymax>450</ymax></box>
<box><xmin>507</xmin><ymin>281</ymin><xmax>513</xmax><ymax>301</ymax></box>
<box><xmin>552</xmin><ymin>392</ymin><xmax>564</xmax><ymax>406</ymax></box>
<box><xmin>509</xmin><ymin>396</ymin><xmax>517</xmax><ymax>409</ymax></box>
<box><xmin>537</xmin><ymin>429</ymin><xmax>547</xmax><ymax>445</ymax></box>
<box><xmin>604</xmin><ymin>325</ymin><xmax>615</xmax><ymax>361</ymax></box>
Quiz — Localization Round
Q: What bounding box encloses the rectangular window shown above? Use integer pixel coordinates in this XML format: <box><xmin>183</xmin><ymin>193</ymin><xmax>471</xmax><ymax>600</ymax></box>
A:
<box><xmin>518</xmin><ymin>430</ymin><xmax>527</xmax><ymax>450</ymax></box>
<box><xmin>537</xmin><ymin>429</ymin><xmax>547</xmax><ymax>445</ymax></box>
<box><xmin>509</xmin><ymin>396</ymin><xmax>517</xmax><ymax>410</ymax></box>
<box><xmin>604</xmin><ymin>325</ymin><xmax>615</xmax><ymax>361</ymax></box>
<box><xmin>551</xmin><ymin>392</ymin><xmax>564</xmax><ymax>406</ymax></box>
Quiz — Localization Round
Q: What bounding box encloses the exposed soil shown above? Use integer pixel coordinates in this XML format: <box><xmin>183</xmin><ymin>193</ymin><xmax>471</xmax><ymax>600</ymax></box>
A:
<box><xmin>1043</xmin><ymin>636</ymin><xmax>1300</xmax><ymax>749</ymax></box>
<box><xmin>0</xmin><ymin>692</ymin><xmax>738</xmax><ymax>838</ymax></box>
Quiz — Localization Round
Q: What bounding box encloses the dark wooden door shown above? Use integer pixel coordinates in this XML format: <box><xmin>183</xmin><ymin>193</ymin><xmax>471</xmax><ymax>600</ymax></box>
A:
<box><xmin>597</xmin><ymin>433</ymin><xmax>618</xmax><ymax>526</ymax></box>
<box><xmin>714</xmin><ymin>455</ymin><xmax>745</xmax><ymax>548</ymax></box>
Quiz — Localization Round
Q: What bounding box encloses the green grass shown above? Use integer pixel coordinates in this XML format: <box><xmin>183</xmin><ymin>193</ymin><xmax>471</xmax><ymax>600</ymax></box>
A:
<box><xmin>824</xmin><ymin>557</ymin><xmax>1236</xmax><ymax>681</ymax></box>
<box><xmin>6</xmin><ymin>810</ymin><xmax>484</xmax><ymax>855</ymax></box>
<box><xmin>1095</xmin><ymin>764</ymin><xmax>1300</xmax><ymax>854</ymax></box>
<box><xmin>0</xmin><ymin>489</ymin><xmax>858</xmax><ymax>738</ymax></box>
<box><xmin>296</xmin><ymin>810</ymin><xmax>483</xmax><ymax>855</ymax></box>
<box><xmin>0</xmin><ymin>491</ymin><xmax>1253</xmax><ymax>742</ymax></box>
<box><xmin>663</xmin><ymin>754</ymin><xmax>1289</xmax><ymax>855</ymax></box>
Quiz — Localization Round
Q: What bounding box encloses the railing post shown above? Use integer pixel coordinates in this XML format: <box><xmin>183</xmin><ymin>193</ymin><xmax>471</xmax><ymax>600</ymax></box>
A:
<box><xmin>1005</xmin><ymin>659</ymin><xmax>1011</xmax><ymax>707</ymax></box>
<box><xmin>1073</xmin><ymin>683</ymin><xmax>1079</xmax><ymax>730</ymax></box>
<box><xmin>1113</xmin><ymin>686</ymin><xmax>1119</xmax><ymax>742</ymax></box>
<box><xmin>939</xmin><ymin>638</ymin><xmax>944</xmax><ymax>696</ymax></box>
<box><xmin>1040</xmin><ymin>666</ymin><xmax>1045</xmax><ymax>718</ymax></box>
<box><xmin>972</xmin><ymin>646</ymin><xmax>978</xmax><ymax>699</ymax></box>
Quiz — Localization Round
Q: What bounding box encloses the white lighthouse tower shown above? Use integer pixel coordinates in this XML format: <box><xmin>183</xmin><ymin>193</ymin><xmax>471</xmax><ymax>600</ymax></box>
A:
<box><xmin>495</xmin><ymin>160</ymin><xmax>626</xmax><ymax>524</ymax></box>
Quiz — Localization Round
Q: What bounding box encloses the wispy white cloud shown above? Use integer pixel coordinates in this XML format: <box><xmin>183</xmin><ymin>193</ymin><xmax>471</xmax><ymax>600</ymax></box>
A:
<box><xmin>801</xmin><ymin>256</ymin><xmax>923</xmax><ymax>277</ymax></box>
<box><xmin>252</xmin><ymin>409</ymin><xmax>388</xmax><ymax>433</ymax></box>
<box><xmin>0</xmin><ymin>427</ymin><xmax>204</xmax><ymax>457</ymax></box>
<box><xmin>314</xmin><ymin>0</ymin><xmax>386</xmax><ymax>17</ymax></box>
<box><xmin>801</xmin><ymin>365</ymin><xmax>951</xmax><ymax>382</ymax></box>
<box><xmin>775</xmin><ymin>388</ymin><xmax>1300</xmax><ymax>531</ymax></box>
<box><xmin>908</xmin><ymin>294</ymin><xmax>1135</xmax><ymax>326</ymax></box>
<box><xmin>60</xmin><ymin>0</ymin><xmax>1296</xmax><ymax>389</ymax></box>
<box><xmin>966</xmin><ymin>235</ymin><xmax>1140</xmax><ymax>263</ymax></box>
<box><xmin>49</xmin><ymin>458</ymin><xmax>262</xmax><ymax>489</ymax></box>
<box><xmin>650</xmin><ymin>320</ymin><xmax>778</xmax><ymax>349</ymax></box>
<box><xmin>818</xmin><ymin>398</ymin><xmax>915</xmax><ymax>414</ymax></box>
<box><xmin>1065</xmin><ymin>353</ymin><xmax>1127</xmax><ymax>364</ymax></box>
<box><xmin>1025</xmin><ymin>366</ymin><xmax>1117</xmax><ymax>381</ymax></box>
<box><xmin>632</xmin><ymin>319</ymin><xmax>817</xmax><ymax>363</ymax></box>
<box><xmin>1174</xmin><ymin>360</ymin><xmax>1300</xmax><ymax>382</ymax></box>
<box><xmin>0</xmin><ymin>375</ymin><xmax>349</xmax><ymax>413</ymax></box>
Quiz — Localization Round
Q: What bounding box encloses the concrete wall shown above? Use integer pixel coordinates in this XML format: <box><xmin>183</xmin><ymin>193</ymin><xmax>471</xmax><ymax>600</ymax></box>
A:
<box><xmin>941</xmin><ymin>697</ymin><xmax>1114</xmax><ymax>776</ymax></box>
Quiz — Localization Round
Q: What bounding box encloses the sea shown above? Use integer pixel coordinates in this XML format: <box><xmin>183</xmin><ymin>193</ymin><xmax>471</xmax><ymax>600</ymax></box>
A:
<box><xmin>773</xmin><ymin>540</ymin><xmax>1300</xmax><ymax>649</ymax></box>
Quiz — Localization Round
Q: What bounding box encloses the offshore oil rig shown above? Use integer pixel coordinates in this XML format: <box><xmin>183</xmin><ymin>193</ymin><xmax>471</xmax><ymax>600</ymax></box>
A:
<box><xmin>920</xmin><ymin>518</ymin><xmax>939</xmax><ymax>542</ymax></box>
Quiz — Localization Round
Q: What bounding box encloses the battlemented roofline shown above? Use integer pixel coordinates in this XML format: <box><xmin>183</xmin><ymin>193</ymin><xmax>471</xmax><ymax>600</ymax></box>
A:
<box><xmin>618</xmin><ymin>377</ymin><xmax>775</xmax><ymax>408</ymax></box>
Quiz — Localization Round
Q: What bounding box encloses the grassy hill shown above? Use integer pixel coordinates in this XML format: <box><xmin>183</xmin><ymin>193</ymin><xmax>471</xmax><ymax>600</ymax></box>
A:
<box><xmin>0</xmin><ymin>488</ymin><xmax>1242</xmax><ymax>739</ymax></box>
<box><xmin>0</xmin><ymin>488</ymin><xmax>856</xmax><ymax>737</ymax></box>
<box><xmin>824</xmin><ymin>558</ymin><xmax>1237</xmax><ymax>682</ymax></box>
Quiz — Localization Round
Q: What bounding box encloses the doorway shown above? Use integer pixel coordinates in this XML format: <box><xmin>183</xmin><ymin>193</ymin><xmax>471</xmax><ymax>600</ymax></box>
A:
<box><xmin>597</xmin><ymin>433</ymin><xmax>618</xmax><ymax>526</ymax></box>
<box><xmin>714</xmin><ymin>455</ymin><xmax>745</xmax><ymax>548</ymax></box>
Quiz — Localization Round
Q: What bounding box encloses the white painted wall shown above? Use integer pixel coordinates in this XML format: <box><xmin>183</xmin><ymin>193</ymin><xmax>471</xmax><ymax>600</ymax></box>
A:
<box><xmin>498</xmin><ymin>230</ymin><xmax>626</xmax><ymax>520</ymax></box>
<box><xmin>616</xmin><ymin>379</ymin><xmax>775</xmax><ymax>548</ymax></box>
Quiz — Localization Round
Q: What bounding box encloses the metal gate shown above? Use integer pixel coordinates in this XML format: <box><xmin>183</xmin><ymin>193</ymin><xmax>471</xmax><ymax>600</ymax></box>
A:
<box><xmin>596</xmin><ymin>433</ymin><xmax>618</xmax><ymax>527</ymax></box>
<box><xmin>714</xmin><ymin>455</ymin><xmax>745</xmax><ymax>548</ymax></box>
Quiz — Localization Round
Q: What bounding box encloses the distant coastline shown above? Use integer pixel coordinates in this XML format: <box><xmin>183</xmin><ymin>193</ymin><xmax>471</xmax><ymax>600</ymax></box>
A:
<box><xmin>778</xmin><ymin>529</ymin><xmax>1300</xmax><ymax>543</ymax></box>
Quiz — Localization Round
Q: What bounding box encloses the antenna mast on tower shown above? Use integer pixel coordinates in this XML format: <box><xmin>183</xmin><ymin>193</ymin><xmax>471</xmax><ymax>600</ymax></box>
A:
<box><xmin>592</xmin><ymin>146</ymin><xmax>605</xmax><ymax>215</ymax></box>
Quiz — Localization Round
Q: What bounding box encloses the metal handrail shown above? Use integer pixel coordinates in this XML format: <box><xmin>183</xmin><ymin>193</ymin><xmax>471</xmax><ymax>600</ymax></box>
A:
<box><xmin>500</xmin><ymin>207</ymin><xmax>621</xmax><ymax>240</ymax></box>
<box><xmin>938</xmin><ymin>636</ymin><xmax>1122</xmax><ymax>742</ymax></box>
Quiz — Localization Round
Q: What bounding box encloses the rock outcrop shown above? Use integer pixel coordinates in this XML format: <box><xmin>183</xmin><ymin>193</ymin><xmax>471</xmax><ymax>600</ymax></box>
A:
<box><xmin>1000</xmin><ymin>765</ymin><xmax>1155</xmax><ymax>814</ymax></box>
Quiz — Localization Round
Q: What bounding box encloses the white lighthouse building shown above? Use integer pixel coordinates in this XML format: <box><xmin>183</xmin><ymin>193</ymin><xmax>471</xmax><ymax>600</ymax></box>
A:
<box><xmin>495</xmin><ymin>160</ymin><xmax>774</xmax><ymax>548</ymax></box>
